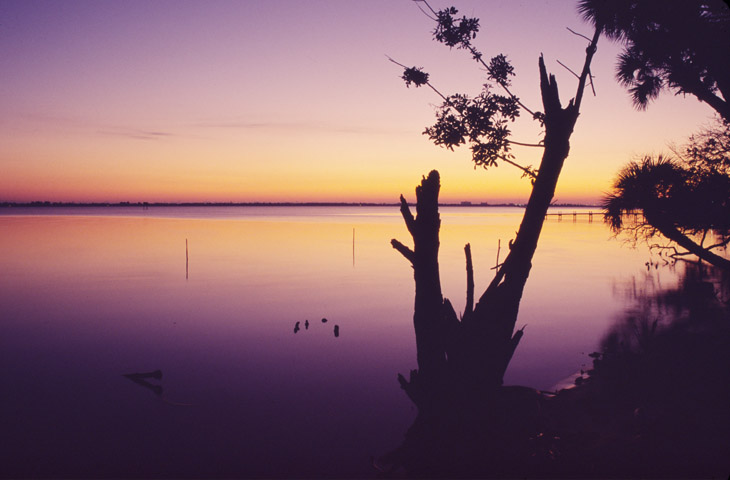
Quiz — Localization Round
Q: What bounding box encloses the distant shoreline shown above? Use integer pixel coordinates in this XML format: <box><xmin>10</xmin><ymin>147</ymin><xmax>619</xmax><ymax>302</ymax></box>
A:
<box><xmin>0</xmin><ymin>201</ymin><xmax>599</xmax><ymax>208</ymax></box>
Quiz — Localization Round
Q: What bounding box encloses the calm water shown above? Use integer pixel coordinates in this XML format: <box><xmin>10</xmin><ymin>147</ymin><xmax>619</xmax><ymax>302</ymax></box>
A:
<box><xmin>0</xmin><ymin>206</ymin><xmax>677</xmax><ymax>477</ymax></box>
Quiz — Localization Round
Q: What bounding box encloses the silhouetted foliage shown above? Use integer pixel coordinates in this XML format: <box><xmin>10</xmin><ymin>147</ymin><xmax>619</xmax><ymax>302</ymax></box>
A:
<box><xmin>397</xmin><ymin>4</ymin><xmax>540</xmax><ymax>172</ymax></box>
<box><xmin>433</xmin><ymin>6</ymin><xmax>479</xmax><ymax>50</ymax></box>
<box><xmin>602</xmin><ymin>121</ymin><xmax>730</xmax><ymax>269</ymax></box>
<box><xmin>402</xmin><ymin>66</ymin><xmax>429</xmax><ymax>88</ymax></box>
<box><xmin>487</xmin><ymin>54</ymin><xmax>515</xmax><ymax>85</ymax></box>
<box><xmin>679</xmin><ymin>118</ymin><xmax>730</xmax><ymax>177</ymax></box>
<box><xmin>578</xmin><ymin>0</ymin><xmax>730</xmax><ymax>120</ymax></box>
<box><xmin>385</xmin><ymin>9</ymin><xmax>602</xmax><ymax>476</ymax></box>
<box><xmin>384</xmin><ymin>3</ymin><xmax>728</xmax><ymax>476</ymax></box>
<box><xmin>602</xmin><ymin>155</ymin><xmax>688</xmax><ymax>232</ymax></box>
<box><xmin>424</xmin><ymin>89</ymin><xmax>520</xmax><ymax>169</ymax></box>
<box><xmin>391</xmin><ymin>1</ymin><xmax>599</xmax><ymax>399</ymax></box>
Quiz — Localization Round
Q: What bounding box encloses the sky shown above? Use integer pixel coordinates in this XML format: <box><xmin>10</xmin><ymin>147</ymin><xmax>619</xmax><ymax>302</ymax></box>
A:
<box><xmin>0</xmin><ymin>0</ymin><xmax>719</xmax><ymax>204</ymax></box>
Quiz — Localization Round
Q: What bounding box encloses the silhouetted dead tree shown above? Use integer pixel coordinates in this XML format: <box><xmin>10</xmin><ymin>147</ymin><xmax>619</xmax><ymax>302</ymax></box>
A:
<box><xmin>391</xmin><ymin>4</ymin><xmax>601</xmax><ymax>416</ymax></box>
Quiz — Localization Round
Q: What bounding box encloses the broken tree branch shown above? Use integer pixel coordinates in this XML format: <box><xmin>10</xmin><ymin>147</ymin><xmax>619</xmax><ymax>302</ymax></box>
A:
<box><xmin>399</xmin><ymin>194</ymin><xmax>416</xmax><ymax>237</ymax></box>
<box><xmin>391</xmin><ymin>238</ymin><xmax>415</xmax><ymax>264</ymax></box>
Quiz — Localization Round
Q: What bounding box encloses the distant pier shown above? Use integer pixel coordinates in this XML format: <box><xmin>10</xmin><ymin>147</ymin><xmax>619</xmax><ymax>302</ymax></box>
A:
<box><xmin>545</xmin><ymin>211</ymin><xmax>597</xmax><ymax>222</ymax></box>
<box><xmin>545</xmin><ymin>211</ymin><xmax>643</xmax><ymax>223</ymax></box>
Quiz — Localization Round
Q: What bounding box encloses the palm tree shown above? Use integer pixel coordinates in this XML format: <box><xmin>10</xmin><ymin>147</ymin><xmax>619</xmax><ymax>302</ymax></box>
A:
<box><xmin>578</xmin><ymin>0</ymin><xmax>730</xmax><ymax>121</ymax></box>
<box><xmin>602</xmin><ymin>155</ymin><xmax>730</xmax><ymax>269</ymax></box>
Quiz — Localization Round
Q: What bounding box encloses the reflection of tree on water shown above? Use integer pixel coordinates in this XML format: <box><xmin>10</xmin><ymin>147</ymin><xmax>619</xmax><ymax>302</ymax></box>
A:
<box><xmin>541</xmin><ymin>263</ymin><xmax>729</xmax><ymax>477</ymax></box>
<box><xmin>572</xmin><ymin>264</ymin><xmax>730</xmax><ymax>476</ymax></box>
<box><xmin>122</xmin><ymin>370</ymin><xmax>196</xmax><ymax>407</ymax></box>
<box><xmin>123</xmin><ymin>370</ymin><xmax>163</xmax><ymax>396</ymax></box>
<box><xmin>377</xmin><ymin>0</ymin><xmax>729</xmax><ymax>475</ymax></box>
<box><xmin>604</xmin><ymin>262</ymin><xmax>728</xmax><ymax>354</ymax></box>
<box><xmin>379</xmin><ymin>262</ymin><xmax>729</xmax><ymax>477</ymax></box>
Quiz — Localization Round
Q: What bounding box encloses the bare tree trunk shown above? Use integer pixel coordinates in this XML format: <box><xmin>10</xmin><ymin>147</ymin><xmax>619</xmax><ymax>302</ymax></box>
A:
<box><xmin>392</xmin><ymin>32</ymin><xmax>600</xmax><ymax>409</ymax></box>
<box><xmin>391</xmin><ymin>171</ymin><xmax>449</xmax><ymax>393</ymax></box>
<box><xmin>383</xmin><ymin>26</ymin><xmax>602</xmax><ymax>476</ymax></box>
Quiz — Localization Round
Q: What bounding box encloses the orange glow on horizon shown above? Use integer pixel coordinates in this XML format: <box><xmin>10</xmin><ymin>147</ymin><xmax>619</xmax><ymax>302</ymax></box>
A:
<box><xmin>0</xmin><ymin>1</ymin><xmax>717</xmax><ymax>205</ymax></box>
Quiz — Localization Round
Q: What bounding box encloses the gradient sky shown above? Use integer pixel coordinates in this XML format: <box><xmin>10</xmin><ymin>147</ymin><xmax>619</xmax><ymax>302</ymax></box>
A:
<box><xmin>0</xmin><ymin>0</ymin><xmax>718</xmax><ymax>204</ymax></box>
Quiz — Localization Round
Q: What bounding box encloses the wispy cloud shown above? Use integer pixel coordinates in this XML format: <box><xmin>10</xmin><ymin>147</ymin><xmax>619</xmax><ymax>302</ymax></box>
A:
<box><xmin>9</xmin><ymin>112</ymin><xmax>178</xmax><ymax>141</ymax></box>
<box><xmin>97</xmin><ymin>128</ymin><xmax>174</xmax><ymax>141</ymax></box>
<box><xmin>193</xmin><ymin>118</ymin><xmax>410</xmax><ymax>135</ymax></box>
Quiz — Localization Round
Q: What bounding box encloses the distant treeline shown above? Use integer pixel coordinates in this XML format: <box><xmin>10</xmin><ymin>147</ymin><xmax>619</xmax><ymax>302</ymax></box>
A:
<box><xmin>0</xmin><ymin>201</ymin><xmax>597</xmax><ymax>208</ymax></box>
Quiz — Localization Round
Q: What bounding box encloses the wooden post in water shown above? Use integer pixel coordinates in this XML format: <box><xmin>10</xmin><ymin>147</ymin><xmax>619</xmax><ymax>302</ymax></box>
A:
<box><xmin>495</xmin><ymin>239</ymin><xmax>501</xmax><ymax>269</ymax></box>
<box><xmin>352</xmin><ymin>227</ymin><xmax>355</xmax><ymax>267</ymax></box>
<box><xmin>186</xmin><ymin>238</ymin><xmax>189</xmax><ymax>280</ymax></box>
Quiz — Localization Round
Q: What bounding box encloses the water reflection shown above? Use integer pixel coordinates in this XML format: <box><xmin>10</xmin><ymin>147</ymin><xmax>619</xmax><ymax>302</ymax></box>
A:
<box><xmin>123</xmin><ymin>370</ymin><xmax>164</xmax><ymax>396</ymax></box>
<box><xmin>1</xmin><ymin>207</ymin><xmax>705</xmax><ymax>477</ymax></box>
<box><xmin>380</xmin><ymin>262</ymin><xmax>729</xmax><ymax>477</ymax></box>
<box><xmin>571</xmin><ymin>262</ymin><xmax>730</xmax><ymax>477</ymax></box>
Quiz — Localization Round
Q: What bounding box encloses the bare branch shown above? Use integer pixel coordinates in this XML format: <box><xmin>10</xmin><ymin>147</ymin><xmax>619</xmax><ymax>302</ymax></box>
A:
<box><xmin>419</xmin><ymin>0</ymin><xmax>438</xmax><ymax>17</ymax></box>
<box><xmin>418</xmin><ymin>1</ymin><xmax>537</xmax><ymax>116</ymax></box>
<box><xmin>572</xmin><ymin>26</ymin><xmax>601</xmax><ymax>113</ymax></box>
<box><xmin>649</xmin><ymin>243</ymin><xmax>681</xmax><ymax>255</ymax></box>
<box><xmin>556</xmin><ymin>60</ymin><xmax>597</xmax><ymax>98</ymax></box>
<box><xmin>588</xmin><ymin>68</ymin><xmax>596</xmax><ymax>96</ymax></box>
<box><xmin>567</xmin><ymin>27</ymin><xmax>592</xmax><ymax>43</ymax></box>
<box><xmin>705</xmin><ymin>237</ymin><xmax>730</xmax><ymax>250</ymax></box>
<box><xmin>497</xmin><ymin>154</ymin><xmax>538</xmax><ymax>179</ymax></box>
<box><xmin>399</xmin><ymin>194</ymin><xmax>416</xmax><ymax>237</ymax></box>
<box><xmin>557</xmin><ymin>59</ymin><xmax>580</xmax><ymax>79</ymax></box>
<box><xmin>385</xmin><ymin>55</ymin><xmax>408</xmax><ymax>70</ymax></box>
<box><xmin>412</xmin><ymin>0</ymin><xmax>437</xmax><ymax>21</ymax></box>
<box><xmin>391</xmin><ymin>238</ymin><xmax>415</xmax><ymax>264</ymax></box>
<box><xmin>507</xmin><ymin>140</ymin><xmax>544</xmax><ymax>148</ymax></box>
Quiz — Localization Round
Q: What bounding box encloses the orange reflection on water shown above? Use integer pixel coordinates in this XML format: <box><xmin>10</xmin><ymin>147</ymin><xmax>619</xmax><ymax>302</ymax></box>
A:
<box><xmin>0</xmin><ymin>207</ymin><xmax>667</xmax><ymax>392</ymax></box>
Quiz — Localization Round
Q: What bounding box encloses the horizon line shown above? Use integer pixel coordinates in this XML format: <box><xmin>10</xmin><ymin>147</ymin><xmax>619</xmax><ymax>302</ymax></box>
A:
<box><xmin>1</xmin><ymin>200</ymin><xmax>600</xmax><ymax>208</ymax></box>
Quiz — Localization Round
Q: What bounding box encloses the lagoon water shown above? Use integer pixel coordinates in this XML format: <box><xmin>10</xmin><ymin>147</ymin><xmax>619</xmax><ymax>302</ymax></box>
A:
<box><xmin>0</xmin><ymin>206</ymin><xmax>678</xmax><ymax>477</ymax></box>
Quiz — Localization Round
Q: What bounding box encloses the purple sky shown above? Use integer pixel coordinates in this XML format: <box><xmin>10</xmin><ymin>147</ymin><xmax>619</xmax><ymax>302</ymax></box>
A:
<box><xmin>0</xmin><ymin>0</ymin><xmax>717</xmax><ymax>203</ymax></box>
